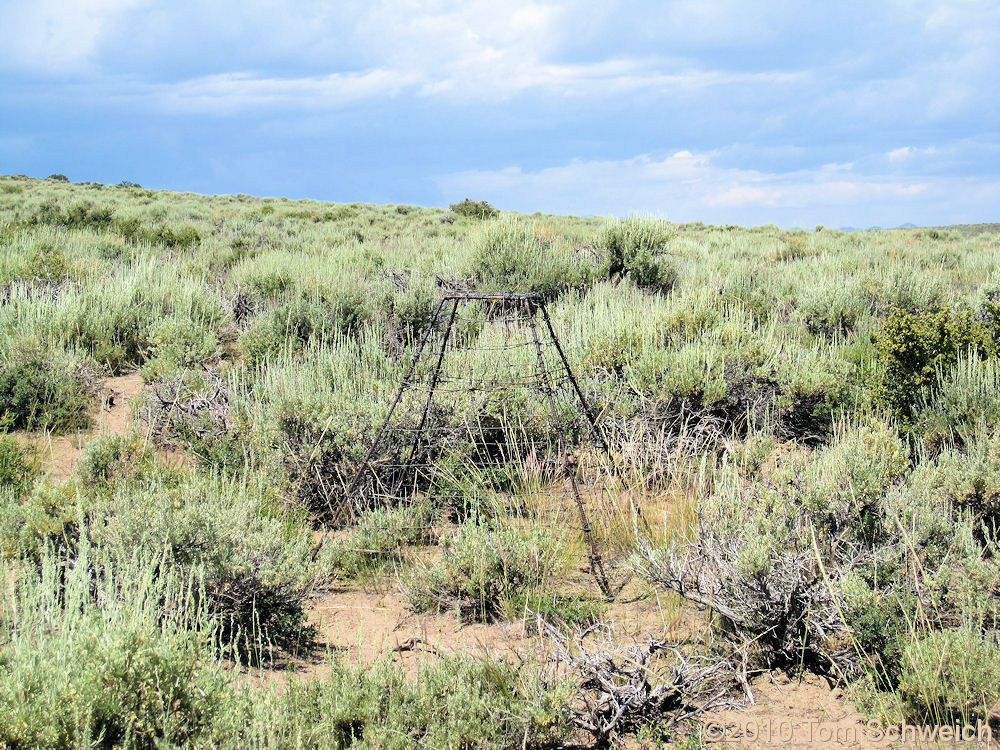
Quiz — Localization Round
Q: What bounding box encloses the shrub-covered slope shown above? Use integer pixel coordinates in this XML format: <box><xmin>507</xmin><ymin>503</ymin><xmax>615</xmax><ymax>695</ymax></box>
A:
<box><xmin>2</xmin><ymin>173</ymin><xmax>1000</xmax><ymax>745</ymax></box>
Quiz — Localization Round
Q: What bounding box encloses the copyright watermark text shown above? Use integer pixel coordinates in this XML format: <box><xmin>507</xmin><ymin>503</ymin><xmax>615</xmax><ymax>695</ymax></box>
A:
<box><xmin>703</xmin><ymin>717</ymin><xmax>994</xmax><ymax>745</ymax></box>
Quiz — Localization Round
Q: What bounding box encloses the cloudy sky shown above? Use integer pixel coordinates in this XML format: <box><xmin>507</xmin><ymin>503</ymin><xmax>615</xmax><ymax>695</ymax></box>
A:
<box><xmin>2</xmin><ymin>0</ymin><xmax>998</xmax><ymax>226</ymax></box>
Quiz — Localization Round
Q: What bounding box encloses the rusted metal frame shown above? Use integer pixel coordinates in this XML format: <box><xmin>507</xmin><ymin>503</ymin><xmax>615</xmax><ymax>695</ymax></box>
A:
<box><xmin>537</xmin><ymin>302</ymin><xmax>613</xmax><ymax>460</ymax></box>
<box><xmin>524</xmin><ymin>297</ymin><xmax>613</xmax><ymax>599</ymax></box>
<box><xmin>443</xmin><ymin>290</ymin><xmax>542</xmax><ymax>301</ymax></box>
<box><xmin>538</xmin><ymin>301</ymin><xmax>649</xmax><ymax>536</ymax></box>
<box><xmin>394</xmin><ymin>296</ymin><xmax>460</xmax><ymax>495</ymax></box>
<box><xmin>337</xmin><ymin>296</ymin><xmax>449</xmax><ymax>521</ymax></box>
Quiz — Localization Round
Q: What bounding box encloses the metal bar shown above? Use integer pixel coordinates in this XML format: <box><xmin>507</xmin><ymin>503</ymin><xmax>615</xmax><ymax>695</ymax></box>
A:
<box><xmin>397</xmin><ymin>297</ymin><xmax>460</xmax><ymax>485</ymax></box>
<box><xmin>326</xmin><ymin>295</ymin><xmax>448</xmax><ymax>526</ymax></box>
<box><xmin>538</xmin><ymin>301</ymin><xmax>648</xmax><ymax>535</ymax></box>
<box><xmin>538</xmin><ymin>302</ymin><xmax>613</xmax><ymax>460</ymax></box>
<box><xmin>442</xmin><ymin>290</ymin><xmax>542</xmax><ymax>301</ymax></box>
<box><xmin>525</xmin><ymin>297</ymin><xmax>613</xmax><ymax>599</ymax></box>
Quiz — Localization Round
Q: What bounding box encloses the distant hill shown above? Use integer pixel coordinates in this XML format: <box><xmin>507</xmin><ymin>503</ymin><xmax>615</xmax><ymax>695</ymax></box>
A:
<box><xmin>930</xmin><ymin>223</ymin><xmax>1000</xmax><ymax>237</ymax></box>
<box><xmin>839</xmin><ymin>222</ymin><xmax>998</xmax><ymax>234</ymax></box>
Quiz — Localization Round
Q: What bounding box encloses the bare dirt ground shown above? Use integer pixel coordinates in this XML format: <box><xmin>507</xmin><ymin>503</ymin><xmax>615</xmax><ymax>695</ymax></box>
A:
<box><xmin>701</xmin><ymin>671</ymin><xmax>1000</xmax><ymax>748</ymax></box>
<box><xmin>292</xmin><ymin>577</ymin><xmax>694</xmax><ymax>679</ymax></box>
<box><xmin>14</xmin><ymin>373</ymin><xmax>144</xmax><ymax>478</ymax></box>
<box><xmin>11</xmin><ymin>375</ymin><xmax>931</xmax><ymax>747</ymax></box>
<box><xmin>14</xmin><ymin>373</ymin><xmax>189</xmax><ymax>477</ymax></box>
<box><xmin>282</xmin><ymin>582</ymin><xmax>924</xmax><ymax>748</ymax></box>
<box><xmin>305</xmin><ymin>587</ymin><xmax>529</xmax><ymax>676</ymax></box>
<box><xmin>703</xmin><ymin>672</ymin><xmax>890</xmax><ymax>749</ymax></box>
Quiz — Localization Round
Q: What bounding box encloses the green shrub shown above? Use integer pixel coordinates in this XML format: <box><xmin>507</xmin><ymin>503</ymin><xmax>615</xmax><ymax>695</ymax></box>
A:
<box><xmin>776</xmin><ymin>230</ymin><xmax>811</xmax><ymax>261</ymax></box>
<box><xmin>141</xmin><ymin>315</ymin><xmax>220</xmax><ymax>378</ymax></box>
<box><xmin>385</xmin><ymin>274</ymin><xmax>438</xmax><ymax>340</ymax></box>
<box><xmin>797</xmin><ymin>282</ymin><xmax>867</xmax><ymax>336</ymax></box>
<box><xmin>54</xmin><ymin>268</ymin><xmax>228</xmax><ymax>374</ymax></box>
<box><xmin>910</xmin><ymin>433</ymin><xmax>1000</xmax><ymax>540</ymax></box>
<box><xmin>502</xmin><ymin>590</ymin><xmax>604</xmax><ymax>630</ymax></box>
<box><xmin>450</xmin><ymin>198</ymin><xmax>499</xmax><ymax>220</ymax></box>
<box><xmin>33</xmin><ymin>201</ymin><xmax>114</xmax><ymax>232</ymax></box>
<box><xmin>729</xmin><ymin>432</ymin><xmax>777</xmax><ymax>478</ymax></box>
<box><xmin>596</xmin><ymin>218</ymin><xmax>677</xmax><ymax>291</ymax></box>
<box><xmin>898</xmin><ymin>627</ymin><xmax>1000</xmax><ymax>724</ymax></box>
<box><xmin>91</xmin><ymin>472</ymin><xmax>321</xmax><ymax>659</ymax></box>
<box><xmin>404</xmin><ymin>519</ymin><xmax>564</xmax><ymax>622</ymax></box>
<box><xmin>0</xmin><ymin>481</ymin><xmax>82</xmax><ymax>561</ymax></box>
<box><xmin>0</xmin><ymin>436</ymin><xmax>39</xmax><ymax>495</ymax></box>
<box><xmin>0</xmin><ymin>342</ymin><xmax>91</xmax><ymax>432</ymax></box>
<box><xmin>45</xmin><ymin>173</ymin><xmax>69</xmax><ymax>182</ymax></box>
<box><xmin>325</xmin><ymin>502</ymin><xmax>436</xmax><ymax>580</ymax></box>
<box><xmin>240</xmin><ymin>293</ymin><xmax>369</xmax><ymax>365</ymax></box>
<box><xmin>140</xmin><ymin>223</ymin><xmax>201</xmax><ymax>250</ymax></box>
<box><xmin>842</xmin><ymin>586</ymin><xmax>914</xmax><ymax>688</ymax></box>
<box><xmin>914</xmin><ymin>355</ymin><xmax>1000</xmax><ymax>446</ymax></box>
<box><xmin>0</xmin><ymin>546</ymin><xmax>230</xmax><ymax>749</ymax></box>
<box><xmin>469</xmin><ymin>216</ymin><xmax>587</xmax><ymax>298</ymax></box>
<box><xmin>238</xmin><ymin>267</ymin><xmax>292</xmax><ymax>301</ymax></box>
<box><xmin>873</xmin><ymin>306</ymin><xmax>999</xmax><ymax>421</ymax></box>
<box><xmin>77</xmin><ymin>432</ymin><xmax>155</xmax><ymax>490</ymax></box>
<box><xmin>28</xmin><ymin>201</ymin><xmax>200</xmax><ymax>250</ymax></box>
<box><xmin>771</xmin><ymin>421</ymin><xmax>907</xmax><ymax>542</ymax></box>
<box><xmin>214</xmin><ymin>656</ymin><xmax>570</xmax><ymax>749</ymax></box>
<box><xmin>22</xmin><ymin>243</ymin><xmax>69</xmax><ymax>281</ymax></box>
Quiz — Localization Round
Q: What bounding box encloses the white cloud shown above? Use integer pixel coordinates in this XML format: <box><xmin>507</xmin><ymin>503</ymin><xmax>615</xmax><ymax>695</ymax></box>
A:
<box><xmin>887</xmin><ymin>146</ymin><xmax>916</xmax><ymax>161</ymax></box>
<box><xmin>350</xmin><ymin>1</ymin><xmax>807</xmax><ymax>101</ymax></box>
<box><xmin>0</xmin><ymin>0</ymin><xmax>142</xmax><ymax>73</ymax></box>
<box><xmin>3</xmin><ymin>0</ymin><xmax>994</xmax><ymax>126</ymax></box>
<box><xmin>435</xmin><ymin>150</ymin><xmax>999</xmax><ymax>226</ymax></box>
<box><xmin>886</xmin><ymin>145</ymin><xmax>939</xmax><ymax>162</ymax></box>
<box><xmin>145</xmin><ymin>70</ymin><xmax>422</xmax><ymax>113</ymax></box>
<box><xmin>22</xmin><ymin>56</ymin><xmax>807</xmax><ymax>114</ymax></box>
<box><xmin>0</xmin><ymin>0</ymin><xmax>810</xmax><ymax>108</ymax></box>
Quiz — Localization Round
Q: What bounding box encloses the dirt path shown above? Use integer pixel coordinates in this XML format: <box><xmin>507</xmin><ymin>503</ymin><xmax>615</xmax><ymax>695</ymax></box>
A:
<box><xmin>16</xmin><ymin>373</ymin><xmax>145</xmax><ymax>479</ymax></box>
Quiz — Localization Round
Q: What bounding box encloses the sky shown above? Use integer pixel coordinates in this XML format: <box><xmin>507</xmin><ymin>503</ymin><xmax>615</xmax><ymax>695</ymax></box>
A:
<box><xmin>1</xmin><ymin>0</ymin><xmax>998</xmax><ymax>227</ymax></box>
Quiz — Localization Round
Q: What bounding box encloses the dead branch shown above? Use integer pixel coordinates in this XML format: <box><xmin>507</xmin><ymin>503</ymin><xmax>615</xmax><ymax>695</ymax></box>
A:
<box><xmin>633</xmin><ymin>518</ymin><xmax>861</xmax><ymax>679</ymax></box>
<box><xmin>541</xmin><ymin>622</ymin><xmax>739</xmax><ymax>746</ymax></box>
<box><xmin>137</xmin><ymin>369</ymin><xmax>230</xmax><ymax>449</ymax></box>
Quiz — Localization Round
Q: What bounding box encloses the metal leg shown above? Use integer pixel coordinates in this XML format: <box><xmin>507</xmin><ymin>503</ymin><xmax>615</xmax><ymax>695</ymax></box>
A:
<box><xmin>313</xmin><ymin>296</ymin><xmax>447</xmax><ymax>557</ymax></box>
<box><xmin>525</xmin><ymin>298</ymin><xmax>613</xmax><ymax>598</ymax></box>
<box><xmin>539</xmin><ymin>301</ymin><xmax>649</xmax><ymax>535</ymax></box>
<box><xmin>396</xmin><ymin>297</ymin><xmax>459</xmax><ymax>494</ymax></box>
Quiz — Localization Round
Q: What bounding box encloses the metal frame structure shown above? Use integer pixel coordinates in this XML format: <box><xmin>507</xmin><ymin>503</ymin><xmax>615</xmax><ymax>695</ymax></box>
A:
<box><xmin>340</xmin><ymin>290</ymin><xmax>616</xmax><ymax>597</ymax></box>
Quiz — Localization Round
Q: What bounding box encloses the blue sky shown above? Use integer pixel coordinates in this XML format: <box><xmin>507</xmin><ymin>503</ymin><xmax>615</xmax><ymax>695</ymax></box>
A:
<box><xmin>2</xmin><ymin>0</ymin><xmax>998</xmax><ymax>227</ymax></box>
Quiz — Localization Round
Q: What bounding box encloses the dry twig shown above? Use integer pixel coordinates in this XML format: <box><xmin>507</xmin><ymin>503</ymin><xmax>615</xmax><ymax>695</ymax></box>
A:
<box><xmin>541</xmin><ymin>621</ymin><xmax>739</xmax><ymax>746</ymax></box>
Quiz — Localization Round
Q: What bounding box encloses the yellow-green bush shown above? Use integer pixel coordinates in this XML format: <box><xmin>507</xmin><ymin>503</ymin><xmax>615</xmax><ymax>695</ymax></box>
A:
<box><xmin>899</xmin><ymin>627</ymin><xmax>1000</xmax><ymax>724</ymax></box>
<box><xmin>874</xmin><ymin>306</ymin><xmax>1000</xmax><ymax>421</ymax></box>
<box><xmin>404</xmin><ymin>519</ymin><xmax>564</xmax><ymax>622</ymax></box>
<box><xmin>0</xmin><ymin>436</ymin><xmax>39</xmax><ymax>495</ymax></box>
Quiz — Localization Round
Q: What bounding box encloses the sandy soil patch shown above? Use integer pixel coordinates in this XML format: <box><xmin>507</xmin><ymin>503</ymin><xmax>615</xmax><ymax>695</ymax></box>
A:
<box><xmin>13</xmin><ymin>373</ymin><xmax>188</xmax><ymax>477</ymax></box>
